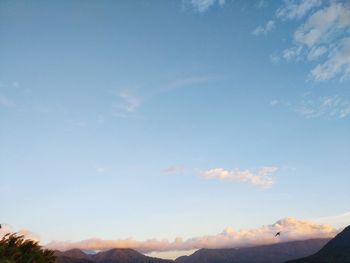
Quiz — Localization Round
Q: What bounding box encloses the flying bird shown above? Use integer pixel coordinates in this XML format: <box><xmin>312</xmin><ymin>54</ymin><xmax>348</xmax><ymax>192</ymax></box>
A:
<box><xmin>275</xmin><ymin>231</ymin><xmax>281</xmax><ymax>237</ymax></box>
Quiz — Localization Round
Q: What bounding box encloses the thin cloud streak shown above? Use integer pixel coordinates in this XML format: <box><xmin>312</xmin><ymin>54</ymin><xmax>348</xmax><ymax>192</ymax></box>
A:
<box><xmin>165</xmin><ymin>75</ymin><xmax>216</xmax><ymax>92</ymax></box>
<box><xmin>315</xmin><ymin>211</ymin><xmax>350</xmax><ymax>228</ymax></box>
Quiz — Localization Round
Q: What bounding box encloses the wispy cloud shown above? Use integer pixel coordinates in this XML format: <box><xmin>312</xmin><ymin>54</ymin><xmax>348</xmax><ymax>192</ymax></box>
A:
<box><xmin>268</xmin><ymin>1</ymin><xmax>350</xmax><ymax>81</ymax></box>
<box><xmin>252</xmin><ymin>20</ymin><xmax>276</xmax><ymax>36</ymax></box>
<box><xmin>168</xmin><ymin>75</ymin><xmax>214</xmax><ymax>90</ymax></box>
<box><xmin>315</xmin><ymin>211</ymin><xmax>350</xmax><ymax>228</ymax></box>
<box><xmin>256</xmin><ymin>0</ymin><xmax>268</xmax><ymax>9</ymax></box>
<box><xmin>270</xmin><ymin>99</ymin><xmax>280</xmax><ymax>106</ymax></box>
<box><xmin>94</xmin><ymin>165</ymin><xmax>109</xmax><ymax>174</ymax></box>
<box><xmin>112</xmin><ymin>91</ymin><xmax>142</xmax><ymax>117</ymax></box>
<box><xmin>270</xmin><ymin>52</ymin><xmax>281</xmax><ymax>64</ymax></box>
<box><xmin>282</xmin><ymin>46</ymin><xmax>303</xmax><ymax>61</ymax></box>
<box><xmin>311</xmin><ymin>37</ymin><xmax>350</xmax><ymax>81</ymax></box>
<box><xmin>0</xmin><ymin>93</ymin><xmax>16</xmax><ymax>108</ymax></box>
<box><xmin>45</xmin><ymin>217</ymin><xmax>338</xmax><ymax>253</ymax></box>
<box><xmin>270</xmin><ymin>94</ymin><xmax>350</xmax><ymax>119</ymax></box>
<box><xmin>185</xmin><ymin>0</ymin><xmax>225</xmax><ymax>13</ymax></box>
<box><xmin>118</xmin><ymin>91</ymin><xmax>141</xmax><ymax>113</ymax></box>
<box><xmin>276</xmin><ymin>0</ymin><xmax>323</xmax><ymax>20</ymax></box>
<box><xmin>201</xmin><ymin>167</ymin><xmax>277</xmax><ymax>188</ymax></box>
<box><xmin>162</xmin><ymin>165</ymin><xmax>186</xmax><ymax>174</ymax></box>
<box><xmin>296</xmin><ymin>95</ymin><xmax>350</xmax><ymax>119</ymax></box>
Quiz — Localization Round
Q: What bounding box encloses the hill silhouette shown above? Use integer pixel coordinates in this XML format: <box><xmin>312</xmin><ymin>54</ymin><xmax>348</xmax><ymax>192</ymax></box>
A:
<box><xmin>54</xmin><ymin>238</ymin><xmax>329</xmax><ymax>263</ymax></box>
<box><xmin>175</xmin><ymin>239</ymin><xmax>329</xmax><ymax>263</ymax></box>
<box><xmin>54</xmin><ymin>248</ymin><xmax>173</xmax><ymax>263</ymax></box>
<box><xmin>286</xmin><ymin>225</ymin><xmax>350</xmax><ymax>263</ymax></box>
<box><xmin>49</xmin><ymin>227</ymin><xmax>350</xmax><ymax>263</ymax></box>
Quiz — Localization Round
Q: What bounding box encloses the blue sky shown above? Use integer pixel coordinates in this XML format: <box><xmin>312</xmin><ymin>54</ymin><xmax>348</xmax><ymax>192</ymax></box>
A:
<box><xmin>1</xmin><ymin>0</ymin><xmax>350</xmax><ymax>258</ymax></box>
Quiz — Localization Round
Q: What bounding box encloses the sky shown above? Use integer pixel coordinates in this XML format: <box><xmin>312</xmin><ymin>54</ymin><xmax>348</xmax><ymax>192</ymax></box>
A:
<box><xmin>0</xmin><ymin>0</ymin><xmax>350</xmax><ymax>259</ymax></box>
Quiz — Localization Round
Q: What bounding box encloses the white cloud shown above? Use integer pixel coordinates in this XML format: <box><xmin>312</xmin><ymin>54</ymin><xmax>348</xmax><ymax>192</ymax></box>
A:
<box><xmin>201</xmin><ymin>167</ymin><xmax>277</xmax><ymax>188</ymax></box>
<box><xmin>278</xmin><ymin>1</ymin><xmax>350</xmax><ymax>81</ymax></box>
<box><xmin>293</xmin><ymin>2</ymin><xmax>350</xmax><ymax>48</ymax></box>
<box><xmin>45</xmin><ymin>217</ymin><xmax>338</xmax><ymax>253</ymax></box>
<box><xmin>311</xmin><ymin>37</ymin><xmax>350</xmax><ymax>81</ymax></box>
<box><xmin>267</xmin><ymin>1</ymin><xmax>350</xmax><ymax>81</ymax></box>
<box><xmin>296</xmin><ymin>95</ymin><xmax>350</xmax><ymax>119</ymax></box>
<box><xmin>307</xmin><ymin>45</ymin><xmax>327</xmax><ymax>60</ymax></box>
<box><xmin>252</xmin><ymin>20</ymin><xmax>276</xmax><ymax>36</ymax></box>
<box><xmin>276</xmin><ymin>0</ymin><xmax>323</xmax><ymax>20</ymax></box>
<box><xmin>282</xmin><ymin>46</ymin><xmax>303</xmax><ymax>61</ymax></box>
<box><xmin>186</xmin><ymin>0</ymin><xmax>225</xmax><ymax>13</ymax></box>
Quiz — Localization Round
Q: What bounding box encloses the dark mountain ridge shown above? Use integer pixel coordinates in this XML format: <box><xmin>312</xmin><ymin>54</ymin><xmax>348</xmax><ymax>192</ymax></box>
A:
<box><xmin>55</xmin><ymin>248</ymin><xmax>173</xmax><ymax>263</ymax></box>
<box><xmin>286</xmin><ymin>225</ymin><xmax>350</xmax><ymax>263</ymax></box>
<box><xmin>55</xmin><ymin>238</ymin><xmax>330</xmax><ymax>263</ymax></box>
<box><xmin>175</xmin><ymin>238</ymin><xmax>330</xmax><ymax>263</ymax></box>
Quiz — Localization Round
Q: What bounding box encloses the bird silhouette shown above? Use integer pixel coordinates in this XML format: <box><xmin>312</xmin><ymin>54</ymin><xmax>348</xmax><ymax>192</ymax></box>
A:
<box><xmin>275</xmin><ymin>231</ymin><xmax>281</xmax><ymax>237</ymax></box>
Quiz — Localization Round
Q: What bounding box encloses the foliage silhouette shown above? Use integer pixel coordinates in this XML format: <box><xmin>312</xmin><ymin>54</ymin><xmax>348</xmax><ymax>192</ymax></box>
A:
<box><xmin>0</xmin><ymin>233</ymin><xmax>55</xmax><ymax>263</ymax></box>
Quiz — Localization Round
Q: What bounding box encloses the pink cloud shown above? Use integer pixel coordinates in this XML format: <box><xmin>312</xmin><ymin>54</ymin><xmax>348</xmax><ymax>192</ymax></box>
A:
<box><xmin>44</xmin><ymin>217</ymin><xmax>338</xmax><ymax>253</ymax></box>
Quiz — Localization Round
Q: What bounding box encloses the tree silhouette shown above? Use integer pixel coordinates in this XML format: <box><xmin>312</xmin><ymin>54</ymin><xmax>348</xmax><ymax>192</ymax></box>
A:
<box><xmin>0</xmin><ymin>233</ymin><xmax>55</xmax><ymax>263</ymax></box>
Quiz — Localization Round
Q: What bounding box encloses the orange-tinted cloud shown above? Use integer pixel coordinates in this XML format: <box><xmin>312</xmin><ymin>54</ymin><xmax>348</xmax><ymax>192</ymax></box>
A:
<box><xmin>45</xmin><ymin>217</ymin><xmax>338</xmax><ymax>253</ymax></box>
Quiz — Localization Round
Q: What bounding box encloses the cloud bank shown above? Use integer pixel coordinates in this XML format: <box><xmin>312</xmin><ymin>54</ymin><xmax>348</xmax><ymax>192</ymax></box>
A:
<box><xmin>201</xmin><ymin>167</ymin><xmax>277</xmax><ymax>188</ymax></box>
<box><xmin>44</xmin><ymin>218</ymin><xmax>338</xmax><ymax>253</ymax></box>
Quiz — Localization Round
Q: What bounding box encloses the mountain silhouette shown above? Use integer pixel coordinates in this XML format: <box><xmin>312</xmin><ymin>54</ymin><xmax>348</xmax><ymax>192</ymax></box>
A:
<box><xmin>55</xmin><ymin>234</ymin><xmax>350</xmax><ymax>263</ymax></box>
<box><xmin>55</xmin><ymin>248</ymin><xmax>173</xmax><ymax>263</ymax></box>
<box><xmin>175</xmin><ymin>239</ymin><xmax>329</xmax><ymax>263</ymax></box>
<box><xmin>286</xmin><ymin>225</ymin><xmax>350</xmax><ymax>263</ymax></box>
